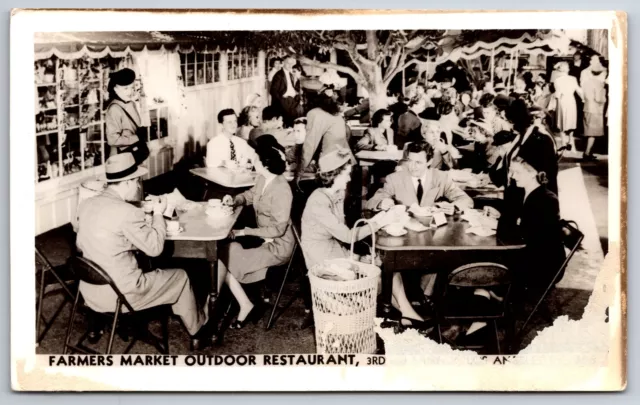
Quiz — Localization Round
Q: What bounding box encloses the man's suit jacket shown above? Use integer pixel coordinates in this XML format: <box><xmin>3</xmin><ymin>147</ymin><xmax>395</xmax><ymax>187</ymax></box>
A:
<box><xmin>75</xmin><ymin>188</ymin><xmax>167</xmax><ymax>309</ymax></box>
<box><xmin>270</xmin><ymin>69</ymin><xmax>301</xmax><ymax>125</ymax></box>
<box><xmin>366</xmin><ymin>168</ymin><xmax>474</xmax><ymax>211</ymax></box>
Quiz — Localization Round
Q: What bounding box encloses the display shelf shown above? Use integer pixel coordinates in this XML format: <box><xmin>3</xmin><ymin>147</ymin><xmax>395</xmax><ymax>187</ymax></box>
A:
<box><xmin>36</xmin><ymin>129</ymin><xmax>59</xmax><ymax>136</ymax></box>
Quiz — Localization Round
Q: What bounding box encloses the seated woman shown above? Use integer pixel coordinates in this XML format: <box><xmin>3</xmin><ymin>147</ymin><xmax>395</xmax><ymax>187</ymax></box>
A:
<box><xmin>236</xmin><ymin>105</ymin><xmax>261</xmax><ymax>141</ymax></box>
<box><xmin>218</xmin><ymin>135</ymin><xmax>295</xmax><ymax>328</ymax></box>
<box><xmin>500</xmin><ymin>152</ymin><xmax>566</xmax><ymax>290</ymax></box>
<box><xmin>301</xmin><ymin>148</ymin><xmax>430</xmax><ymax>329</ymax></box>
<box><xmin>355</xmin><ymin>109</ymin><xmax>395</xmax><ymax>151</ymax></box>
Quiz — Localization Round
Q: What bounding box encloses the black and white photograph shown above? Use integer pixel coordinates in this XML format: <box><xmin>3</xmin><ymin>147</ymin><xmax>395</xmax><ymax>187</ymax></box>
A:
<box><xmin>11</xmin><ymin>9</ymin><xmax>625</xmax><ymax>391</ymax></box>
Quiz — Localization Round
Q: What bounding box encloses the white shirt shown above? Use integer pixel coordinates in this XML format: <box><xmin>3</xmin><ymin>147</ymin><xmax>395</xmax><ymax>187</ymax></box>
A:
<box><xmin>283</xmin><ymin>70</ymin><xmax>297</xmax><ymax>98</ymax></box>
<box><xmin>410</xmin><ymin>172</ymin><xmax>430</xmax><ymax>198</ymax></box>
<box><xmin>206</xmin><ymin>133</ymin><xmax>257</xmax><ymax>168</ymax></box>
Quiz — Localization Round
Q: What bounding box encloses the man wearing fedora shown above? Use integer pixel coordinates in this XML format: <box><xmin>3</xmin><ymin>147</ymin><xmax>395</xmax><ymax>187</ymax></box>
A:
<box><xmin>74</xmin><ymin>153</ymin><xmax>215</xmax><ymax>350</ymax></box>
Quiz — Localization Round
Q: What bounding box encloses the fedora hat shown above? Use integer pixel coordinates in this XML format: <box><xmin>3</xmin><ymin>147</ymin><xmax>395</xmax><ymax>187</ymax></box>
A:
<box><xmin>100</xmin><ymin>152</ymin><xmax>148</xmax><ymax>183</ymax></box>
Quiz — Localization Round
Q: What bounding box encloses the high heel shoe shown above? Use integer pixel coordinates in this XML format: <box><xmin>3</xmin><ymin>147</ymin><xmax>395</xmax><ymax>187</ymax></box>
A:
<box><xmin>396</xmin><ymin>317</ymin><xmax>435</xmax><ymax>332</ymax></box>
<box><xmin>231</xmin><ymin>305</ymin><xmax>266</xmax><ymax>329</ymax></box>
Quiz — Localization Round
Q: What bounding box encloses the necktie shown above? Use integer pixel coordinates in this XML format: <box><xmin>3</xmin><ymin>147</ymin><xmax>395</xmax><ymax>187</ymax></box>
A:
<box><xmin>416</xmin><ymin>179</ymin><xmax>424</xmax><ymax>203</ymax></box>
<box><xmin>229</xmin><ymin>139</ymin><xmax>237</xmax><ymax>162</ymax></box>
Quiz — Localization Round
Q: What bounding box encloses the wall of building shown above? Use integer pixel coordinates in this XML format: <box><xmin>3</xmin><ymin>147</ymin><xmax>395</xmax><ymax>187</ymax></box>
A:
<box><xmin>35</xmin><ymin>49</ymin><xmax>268</xmax><ymax>236</ymax></box>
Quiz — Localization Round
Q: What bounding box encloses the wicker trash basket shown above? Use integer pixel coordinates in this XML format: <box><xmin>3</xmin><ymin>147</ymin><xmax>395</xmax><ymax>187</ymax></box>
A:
<box><xmin>308</xmin><ymin>219</ymin><xmax>381</xmax><ymax>354</ymax></box>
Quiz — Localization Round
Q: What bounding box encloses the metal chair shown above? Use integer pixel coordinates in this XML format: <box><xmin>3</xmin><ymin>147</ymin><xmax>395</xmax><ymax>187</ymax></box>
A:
<box><xmin>63</xmin><ymin>256</ymin><xmax>171</xmax><ymax>355</ymax></box>
<box><xmin>436</xmin><ymin>262</ymin><xmax>514</xmax><ymax>354</ymax></box>
<box><xmin>265</xmin><ymin>221</ymin><xmax>307</xmax><ymax>330</ymax></box>
<box><xmin>35</xmin><ymin>247</ymin><xmax>76</xmax><ymax>345</ymax></box>
<box><xmin>516</xmin><ymin>219</ymin><xmax>584</xmax><ymax>339</ymax></box>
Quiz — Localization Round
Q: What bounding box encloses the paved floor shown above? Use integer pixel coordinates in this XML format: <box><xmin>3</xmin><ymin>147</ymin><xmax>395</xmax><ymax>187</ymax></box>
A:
<box><xmin>35</xmin><ymin>155</ymin><xmax>609</xmax><ymax>355</ymax></box>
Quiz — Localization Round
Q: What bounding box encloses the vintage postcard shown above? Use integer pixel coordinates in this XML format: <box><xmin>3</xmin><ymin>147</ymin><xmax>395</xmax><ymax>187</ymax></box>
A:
<box><xmin>10</xmin><ymin>9</ymin><xmax>626</xmax><ymax>391</ymax></box>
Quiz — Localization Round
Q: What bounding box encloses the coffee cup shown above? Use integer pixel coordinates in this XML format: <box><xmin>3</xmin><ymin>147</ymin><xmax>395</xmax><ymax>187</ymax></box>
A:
<box><xmin>142</xmin><ymin>200</ymin><xmax>153</xmax><ymax>213</ymax></box>
<box><xmin>166</xmin><ymin>220</ymin><xmax>180</xmax><ymax>233</ymax></box>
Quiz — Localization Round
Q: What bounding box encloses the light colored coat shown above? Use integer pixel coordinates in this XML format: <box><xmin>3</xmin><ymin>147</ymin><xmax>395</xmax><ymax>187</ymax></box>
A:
<box><xmin>224</xmin><ymin>174</ymin><xmax>295</xmax><ymax>284</ymax></box>
<box><xmin>301</xmin><ymin>188</ymin><xmax>373</xmax><ymax>270</ymax></box>
<box><xmin>105</xmin><ymin>99</ymin><xmax>142</xmax><ymax>157</ymax></box>
<box><xmin>235</xmin><ymin>174</ymin><xmax>295</xmax><ymax>261</ymax></box>
<box><xmin>366</xmin><ymin>168</ymin><xmax>474</xmax><ymax>211</ymax></box>
<box><xmin>301</xmin><ymin>108</ymin><xmax>352</xmax><ymax>170</ymax></box>
<box><xmin>75</xmin><ymin>188</ymin><xmax>205</xmax><ymax>334</ymax></box>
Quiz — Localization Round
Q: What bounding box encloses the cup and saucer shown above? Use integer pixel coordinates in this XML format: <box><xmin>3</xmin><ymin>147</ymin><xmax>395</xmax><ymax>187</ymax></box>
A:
<box><xmin>166</xmin><ymin>219</ymin><xmax>184</xmax><ymax>236</ymax></box>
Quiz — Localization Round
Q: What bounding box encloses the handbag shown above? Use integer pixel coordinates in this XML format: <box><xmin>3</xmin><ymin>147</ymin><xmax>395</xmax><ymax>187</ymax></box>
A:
<box><xmin>235</xmin><ymin>235</ymin><xmax>265</xmax><ymax>249</ymax></box>
<box><xmin>111</xmin><ymin>103</ymin><xmax>150</xmax><ymax>165</ymax></box>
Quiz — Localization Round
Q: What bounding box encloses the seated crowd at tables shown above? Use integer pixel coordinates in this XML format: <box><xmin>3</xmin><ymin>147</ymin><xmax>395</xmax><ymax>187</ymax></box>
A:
<box><xmin>73</xmin><ymin>59</ymin><xmax>571</xmax><ymax>351</ymax></box>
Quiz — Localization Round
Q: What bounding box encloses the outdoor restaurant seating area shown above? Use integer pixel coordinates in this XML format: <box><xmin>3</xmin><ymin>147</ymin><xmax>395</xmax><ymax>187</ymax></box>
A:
<box><xmin>34</xmin><ymin>29</ymin><xmax>608</xmax><ymax>356</ymax></box>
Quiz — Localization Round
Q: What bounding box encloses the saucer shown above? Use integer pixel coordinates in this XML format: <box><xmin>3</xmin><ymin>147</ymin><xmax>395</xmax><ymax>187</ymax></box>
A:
<box><xmin>166</xmin><ymin>227</ymin><xmax>184</xmax><ymax>236</ymax></box>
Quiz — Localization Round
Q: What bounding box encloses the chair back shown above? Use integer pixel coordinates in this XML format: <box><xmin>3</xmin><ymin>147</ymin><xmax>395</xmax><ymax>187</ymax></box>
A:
<box><xmin>560</xmin><ymin>220</ymin><xmax>584</xmax><ymax>252</ymax></box>
<box><xmin>447</xmin><ymin>262</ymin><xmax>511</xmax><ymax>288</ymax></box>
<box><xmin>550</xmin><ymin>219</ymin><xmax>584</xmax><ymax>285</ymax></box>
<box><xmin>69</xmin><ymin>256</ymin><xmax>135</xmax><ymax>313</ymax></box>
<box><xmin>438</xmin><ymin>262</ymin><xmax>513</xmax><ymax>320</ymax></box>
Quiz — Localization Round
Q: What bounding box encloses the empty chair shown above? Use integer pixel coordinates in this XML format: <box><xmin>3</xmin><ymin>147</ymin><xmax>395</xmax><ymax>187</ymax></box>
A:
<box><xmin>64</xmin><ymin>256</ymin><xmax>171</xmax><ymax>355</ymax></box>
<box><xmin>436</xmin><ymin>262</ymin><xmax>514</xmax><ymax>354</ymax></box>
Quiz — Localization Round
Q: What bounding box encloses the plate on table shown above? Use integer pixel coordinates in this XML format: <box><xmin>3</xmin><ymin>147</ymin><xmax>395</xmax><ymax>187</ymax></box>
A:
<box><xmin>409</xmin><ymin>205</ymin><xmax>435</xmax><ymax>217</ymax></box>
<box><xmin>383</xmin><ymin>225</ymin><xmax>408</xmax><ymax>237</ymax></box>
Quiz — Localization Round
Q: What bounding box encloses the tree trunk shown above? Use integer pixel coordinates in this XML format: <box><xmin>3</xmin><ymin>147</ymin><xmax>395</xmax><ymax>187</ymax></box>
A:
<box><xmin>368</xmin><ymin>84</ymin><xmax>389</xmax><ymax>115</ymax></box>
<box><xmin>364</xmin><ymin>65</ymin><xmax>389</xmax><ymax>114</ymax></box>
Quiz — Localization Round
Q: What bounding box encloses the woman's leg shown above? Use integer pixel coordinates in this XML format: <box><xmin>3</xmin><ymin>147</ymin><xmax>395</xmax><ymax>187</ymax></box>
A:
<box><xmin>585</xmin><ymin>137</ymin><xmax>596</xmax><ymax>157</ymax></box>
<box><xmin>225</xmin><ymin>272</ymin><xmax>254</xmax><ymax>321</ymax></box>
<box><xmin>567</xmin><ymin>130</ymin><xmax>576</xmax><ymax>151</ymax></box>
<box><xmin>218</xmin><ymin>260</ymin><xmax>254</xmax><ymax>321</ymax></box>
<box><xmin>391</xmin><ymin>272</ymin><xmax>424</xmax><ymax>322</ymax></box>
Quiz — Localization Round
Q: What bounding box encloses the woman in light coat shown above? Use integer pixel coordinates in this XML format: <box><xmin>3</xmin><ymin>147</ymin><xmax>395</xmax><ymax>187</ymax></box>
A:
<box><xmin>218</xmin><ymin>135</ymin><xmax>295</xmax><ymax>329</ymax></box>
<box><xmin>301</xmin><ymin>148</ymin><xmax>431</xmax><ymax>330</ymax></box>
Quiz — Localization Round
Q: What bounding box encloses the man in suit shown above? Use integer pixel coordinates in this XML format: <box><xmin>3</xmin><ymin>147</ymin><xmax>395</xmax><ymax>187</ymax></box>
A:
<box><xmin>366</xmin><ymin>141</ymin><xmax>474</xmax><ymax>312</ymax></box>
<box><xmin>366</xmin><ymin>141</ymin><xmax>473</xmax><ymax>212</ymax></box>
<box><xmin>73</xmin><ymin>153</ymin><xmax>216</xmax><ymax>350</ymax></box>
<box><xmin>270</xmin><ymin>56</ymin><xmax>301</xmax><ymax>128</ymax></box>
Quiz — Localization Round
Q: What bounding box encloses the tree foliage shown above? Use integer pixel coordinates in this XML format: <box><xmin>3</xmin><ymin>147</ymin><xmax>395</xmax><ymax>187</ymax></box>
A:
<box><xmin>165</xmin><ymin>30</ymin><xmax>548</xmax><ymax>86</ymax></box>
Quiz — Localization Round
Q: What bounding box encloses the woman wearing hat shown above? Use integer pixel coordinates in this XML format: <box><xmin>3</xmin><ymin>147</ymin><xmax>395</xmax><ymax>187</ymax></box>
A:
<box><xmin>300</xmin><ymin>148</ymin><xmax>429</xmax><ymax>329</ymax></box>
<box><xmin>217</xmin><ymin>135</ymin><xmax>295</xmax><ymax>329</ymax></box>
<box><xmin>580</xmin><ymin>54</ymin><xmax>608</xmax><ymax>160</ymax></box>
<box><xmin>500</xmin><ymin>153</ymin><xmax>566</xmax><ymax>290</ymax></box>
<box><xmin>551</xmin><ymin>61</ymin><xmax>585</xmax><ymax>151</ymax></box>
<box><xmin>105</xmin><ymin>68</ymin><xmax>147</xmax><ymax>160</ymax></box>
